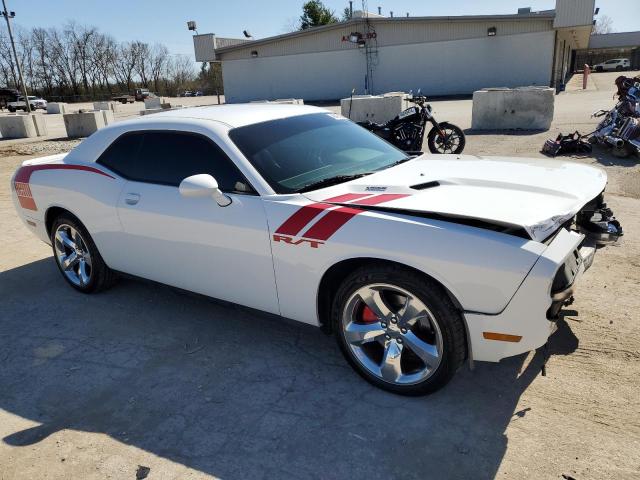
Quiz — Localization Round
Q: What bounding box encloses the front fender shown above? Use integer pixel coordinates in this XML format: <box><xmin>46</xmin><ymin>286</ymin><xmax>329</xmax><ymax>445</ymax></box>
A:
<box><xmin>266</xmin><ymin>198</ymin><xmax>545</xmax><ymax>326</ymax></box>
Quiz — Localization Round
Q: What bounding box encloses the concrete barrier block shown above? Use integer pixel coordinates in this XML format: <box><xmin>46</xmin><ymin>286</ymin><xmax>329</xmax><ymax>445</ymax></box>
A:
<box><xmin>273</xmin><ymin>98</ymin><xmax>304</xmax><ymax>105</ymax></box>
<box><xmin>93</xmin><ymin>101</ymin><xmax>118</xmax><ymax>112</ymax></box>
<box><xmin>249</xmin><ymin>99</ymin><xmax>304</xmax><ymax>105</ymax></box>
<box><xmin>47</xmin><ymin>102</ymin><xmax>67</xmax><ymax>114</ymax></box>
<box><xmin>139</xmin><ymin>108</ymin><xmax>163</xmax><ymax>116</ymax></box>
<box><xmin>144</xmin><ymin>97</ymin><xmax>162</xmax><ymax>109</ymax></box>
<box><xmin>31</xmin><ymin>114</ymin><xmax>48</xmax><ymax>136</ymax></box>
<box><xmin>63</xmin><ymin>111</ymin><xmax>106</xmax><ymax>138</ymax></box>
<box><xmin>471</xmin><ymin>87</ymin><xmax>554</xmax><ymax>130</ymax></box>
<box><xmin>101</xmin><ymin>110</ymin><xmax>115</xmax><ymax>125</ymax></box>
<box><xmin>340</xmin><ymin>93</ymin><xmax>409</xmax><ymax>122</ymax></box>
<box><xmin>0</xmin><ymin>114</ymin><xmax>47</xmax><ymax>138</ymax></box>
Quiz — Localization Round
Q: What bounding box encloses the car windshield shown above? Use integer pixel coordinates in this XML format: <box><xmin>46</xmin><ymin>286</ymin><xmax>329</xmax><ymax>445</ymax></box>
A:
<box><xmin>228</xmin><ymin>113</ymin><xmax>408</xmax><ymax>193</ymax></box>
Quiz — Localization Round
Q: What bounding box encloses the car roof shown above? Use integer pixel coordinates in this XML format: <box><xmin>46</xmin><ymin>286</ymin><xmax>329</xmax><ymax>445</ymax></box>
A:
<box><xmin>145</xmin><ymin>103</ymin><xmax>329</xmax><ymax>128</ymax></box>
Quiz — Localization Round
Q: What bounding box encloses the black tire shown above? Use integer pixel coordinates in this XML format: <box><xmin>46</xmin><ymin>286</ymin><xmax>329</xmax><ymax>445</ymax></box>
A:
<box><xmin>50</xmin><ymin>213</ymin><xmax>117</xmax><ymax>293</ymax></box>
<box><xmin>332</xmin><ymin>265</ymin><xmax>466</xmax><ymax>396</ymax></box>
<box><xmin>7</xmin><ymin>106</ymin><xmax>15</xmax><ymax>112</ymax></box>
<box><xmin>427</xmin><ymin>122</ymin><xmax>466</xmax><ymax>154</ymax></box>
<box><xmin>615</xmin><ymin>66</ymin><xmax>623</xmax><ymax>71</ymax></box>
<box><xmin>596</xmin><ymin>66</ymin><xmax>603</xmax><ymax>72</ymax></box>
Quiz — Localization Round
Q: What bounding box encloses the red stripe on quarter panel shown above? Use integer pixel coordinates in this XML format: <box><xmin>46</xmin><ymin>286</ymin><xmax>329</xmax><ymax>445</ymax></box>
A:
<box><xmin>322</xmin><ymin>193</ymin><xmax>373</xmax><ymax>203</ymax></box>
<box><xmin>17</xmin><ymin>196</ymin><xmax>37</xmax><ymax>211</ymax></box>
<box><xmin>302</xmin><ymin>206</ymin><xmax>363</xmax><ymax>241</ymax></box>
<box><xmin>275</xmin><ymin>203</ymin><xmax>334</xmax><ymax>236</ymax></box>
<box><xmin>14</xmin><ymin>164</ymin><xmax>115</xmax><ymax>184</ymax></box>
<box><xmin>14</xmin><ymin>164</ymin><xmax>115</xmax><ymax>212</ymax></box>
<box><xmin>353</xmin><ymin>194</ymin><xmax>410</xmax><ymax>205</ymax></box>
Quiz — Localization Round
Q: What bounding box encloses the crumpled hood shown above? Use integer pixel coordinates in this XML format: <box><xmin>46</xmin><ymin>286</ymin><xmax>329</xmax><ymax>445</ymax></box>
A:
<box><xmin>303</xmin><ymin>154</ymin><xmax>607</xmax><ymax>242</ymax></box>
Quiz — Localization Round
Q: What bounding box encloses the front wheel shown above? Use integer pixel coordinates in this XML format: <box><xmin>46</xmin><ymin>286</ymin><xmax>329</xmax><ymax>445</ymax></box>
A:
<box><xmin>427</xmin><ymin>122</ymin><xmax>466</xmax><ymax>154</ymax></box>
<box><xmin>332</xmin><ymin>265</ymin><xmax>466</xmax><ymax>395</ymax></box>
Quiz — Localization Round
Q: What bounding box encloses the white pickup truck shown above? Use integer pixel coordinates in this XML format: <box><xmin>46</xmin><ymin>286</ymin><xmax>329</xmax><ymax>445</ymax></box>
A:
<box><xmin>7</xmin><ymin>95</ymin><xmax>47</xmax><ymax>112</ymax></box>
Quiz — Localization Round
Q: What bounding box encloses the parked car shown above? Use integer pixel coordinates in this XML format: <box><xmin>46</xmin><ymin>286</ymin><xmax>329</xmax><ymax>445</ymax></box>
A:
<box><xmin>195</xmin><ymin>91</ymin><xmax>204</xmax><ymax>97</ymax></box>
<box><xmin>593</xmin><ymin>58</ymin><xmax>631</xmax><ymax>72</ymax></box>
<box><xmin>111</xmin><ymin>93</ymin><xmax>135</xmax><ymax>104</ymax></box>
<box><xmin>7</xmin><ymin>95</ymin><xmax>47</xmax><ymax>112</ymax></box>
<box><xmin>134</xmin><ymin>88</ymin><xmax>151</xmax><ymax>101</ymax></box>
<box><xmin>10</xmin><ymin>104</ymin><xmax>622</xmax><ymax>395</ymax></box>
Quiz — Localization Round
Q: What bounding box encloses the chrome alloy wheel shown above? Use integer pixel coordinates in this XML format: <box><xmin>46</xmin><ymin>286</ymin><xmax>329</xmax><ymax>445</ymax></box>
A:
<box><xmin>53</xmin><ymin>224</ymin><xmax>92</xmax><ymax>287</ymax></box>
<box><xmin>341</xmin><ymin>283</ymin><xmax>443</xmax><ymax>385</ymax></box>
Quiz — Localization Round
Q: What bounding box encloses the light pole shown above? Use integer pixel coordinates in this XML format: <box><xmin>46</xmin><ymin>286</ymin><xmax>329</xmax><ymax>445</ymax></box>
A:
<box><xmin>1</xmin><ymin>0</ymin><xmax>30</xmax><ymax>113</ymax></box>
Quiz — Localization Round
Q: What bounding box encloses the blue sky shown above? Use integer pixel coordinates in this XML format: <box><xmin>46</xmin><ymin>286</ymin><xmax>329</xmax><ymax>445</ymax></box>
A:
<box><xmin>7</xmin><ymin>0</ymin><xmax>640</xmax><ymax>59</ymax></box>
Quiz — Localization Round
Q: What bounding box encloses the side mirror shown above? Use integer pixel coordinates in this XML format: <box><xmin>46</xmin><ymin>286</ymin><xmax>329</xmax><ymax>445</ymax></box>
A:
<box><xmin>179</xmin><ymin>174</ymin><xmax>232</xmax><ymax>207</ymax></box>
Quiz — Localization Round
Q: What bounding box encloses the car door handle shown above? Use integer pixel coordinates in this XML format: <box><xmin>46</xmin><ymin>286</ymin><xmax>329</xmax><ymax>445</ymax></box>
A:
<box><xmin>124</xmin><ymin>193</ymin><xmax>140</xmax><ymax>205</ymax></box>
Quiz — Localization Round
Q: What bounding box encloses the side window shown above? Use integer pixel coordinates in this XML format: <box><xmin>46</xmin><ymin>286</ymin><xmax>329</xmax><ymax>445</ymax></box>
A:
<box><xmin>132</xmin><ymin>132</ymin><xmax>253</xmax><ymax>193</ymax></box>
<box><xmin>96</xmin><ymin>133</ymin><xmax>143</xmax><ymax>177</ymax></box>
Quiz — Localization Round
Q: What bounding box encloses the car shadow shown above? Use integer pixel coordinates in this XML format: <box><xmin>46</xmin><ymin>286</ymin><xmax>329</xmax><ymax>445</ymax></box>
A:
<box><xmin>0</xmin><ymin>258</ymin><xmax>578</xmax><ymax>479</ymax></box>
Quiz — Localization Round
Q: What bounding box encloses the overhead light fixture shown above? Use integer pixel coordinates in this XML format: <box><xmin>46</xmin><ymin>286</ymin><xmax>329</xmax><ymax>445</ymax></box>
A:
<box><xmin>187</xmin><ymin>20</ymin><xmax>197</xmax><ymax>31</ymax></box>
<box><xmin>487</xmin><ymin>27</ymin><xmax>497</xmax><ymax>36</ymax></box>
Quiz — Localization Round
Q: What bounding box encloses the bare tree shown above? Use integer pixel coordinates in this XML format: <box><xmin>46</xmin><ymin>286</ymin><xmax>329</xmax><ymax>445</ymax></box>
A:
<box><xmin>593</xmin><ymin>15</ymin><xmax>614</xmax><ymax>34</ymax></box>
<box><xmin>113</xmin><ymin>42</ymin><xmax>138</xmax><ymax>91</ymax></box>
<box><xmin>1</xmin><ymin>21</ymin><xmax>201</xmax><ymax>100</ymax></box>
<box><xmin>167</xmin><ymin>54</ymin><xmax>196</xmax><ymax>94</ymax></box>
<box><xmin>149</xmin><ymin>43</ymin><xmax>169</xmax><ymax>93</ymax></box>
<box><xmin>133</xmin><ymin>40</ymin><xmax>151</xmax><ymax>87</ymax></box>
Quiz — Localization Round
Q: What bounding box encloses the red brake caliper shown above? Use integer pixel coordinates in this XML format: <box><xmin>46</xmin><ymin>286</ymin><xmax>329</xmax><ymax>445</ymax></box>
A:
<box><xmin>360</xmin><ymin>305</ymin><xmax>379</xmax><ymax>323</ymax></box>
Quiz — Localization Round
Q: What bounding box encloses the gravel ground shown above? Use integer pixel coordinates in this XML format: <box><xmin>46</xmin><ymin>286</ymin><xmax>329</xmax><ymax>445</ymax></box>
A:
<box><xmin>0</xmin><ymin>73</ymin><xmax>639</xmax><ymax>479</ymax></box>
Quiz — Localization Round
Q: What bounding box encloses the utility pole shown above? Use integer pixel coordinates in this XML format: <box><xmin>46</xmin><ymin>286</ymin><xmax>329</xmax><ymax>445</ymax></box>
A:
<box><xmin>1</xmin><ymin>0</ymin><xmax>30</xmax><ymax>113</ymax></box>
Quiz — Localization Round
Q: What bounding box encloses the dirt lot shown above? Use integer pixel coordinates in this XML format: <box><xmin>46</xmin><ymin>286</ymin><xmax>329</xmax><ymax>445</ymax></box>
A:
<box><xmin>0</xmin><ymin>72</ymin><xmax>639</xmax><ymax>479</ymax></box>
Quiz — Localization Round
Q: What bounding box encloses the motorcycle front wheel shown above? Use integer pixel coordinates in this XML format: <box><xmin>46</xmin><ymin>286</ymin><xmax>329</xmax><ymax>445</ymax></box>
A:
<box><xmin>427</xmin><ymin>122</ymin><xmax>465</xmax><ymax>154</ymax></box>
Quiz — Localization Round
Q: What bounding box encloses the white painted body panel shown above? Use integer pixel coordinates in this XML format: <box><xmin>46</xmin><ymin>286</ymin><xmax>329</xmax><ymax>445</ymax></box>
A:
<box><xmin>10</xmin><ymin>106</ymin><xmax>607</xmax><ymax>364</ymax></box>
<box><xmin>115</xmin><ymin>182</ymin><xmax>279</xmax><ymax>314</ymax></box>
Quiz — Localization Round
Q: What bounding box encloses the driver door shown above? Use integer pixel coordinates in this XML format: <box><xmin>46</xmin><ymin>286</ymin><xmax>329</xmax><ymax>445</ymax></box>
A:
<box><xmin>105</xmin><ymin>130</ymin><xmax>279</xmax><ymax>314</ymax></box>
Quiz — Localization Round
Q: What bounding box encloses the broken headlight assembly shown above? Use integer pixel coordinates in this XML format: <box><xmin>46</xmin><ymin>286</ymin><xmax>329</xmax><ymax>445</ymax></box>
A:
<box><xmin>575</xmin><ymin>193</ymin><xmax>623</xmax><ymax>246</ymax></box>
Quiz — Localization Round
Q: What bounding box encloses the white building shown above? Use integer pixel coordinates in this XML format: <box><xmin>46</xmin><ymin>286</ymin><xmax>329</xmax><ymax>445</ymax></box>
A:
<box><xmin>194</xmin><ymin>0</ymin><xmax>595</xmax><ymax>103</ymax></box>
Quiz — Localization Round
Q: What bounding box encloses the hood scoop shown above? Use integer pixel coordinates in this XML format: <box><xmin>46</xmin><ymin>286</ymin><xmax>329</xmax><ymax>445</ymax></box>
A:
<box><xmin>410</xmin><ymin>181</ymin><xmax>440</xmax><ymax>190</ymax></box>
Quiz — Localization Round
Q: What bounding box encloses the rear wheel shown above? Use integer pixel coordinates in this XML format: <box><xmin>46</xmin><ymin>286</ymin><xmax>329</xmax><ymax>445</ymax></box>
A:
<box><xmin>50</xmin><ymin>214</ymin><xmax>117</xmax><ymax>293</ymax></box>
<box><xmin>8</xmin><ymin>106</ymin><xmax>15</xmax><ymax>112</ymax></box>
<box><xmin>427</xmin><ymin>122</ymin><xmax>466</xmax><ymax>154</ymax></box>
<box><xmin>332</xmin><ymin>265</ymin><xmax>466</xmax><ymax>395</ymax></box>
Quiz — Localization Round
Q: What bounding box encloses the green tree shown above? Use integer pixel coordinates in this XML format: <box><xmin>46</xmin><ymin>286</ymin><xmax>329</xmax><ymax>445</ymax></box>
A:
<box><xmin>342</xmin><ymin>6</ymin><xmax>352</xmax><ymax>21</ymax></box>
<box><xmin>299</xmin><ymin>1</ymin><xmax>338</xmax><ymax>30</ymax></box>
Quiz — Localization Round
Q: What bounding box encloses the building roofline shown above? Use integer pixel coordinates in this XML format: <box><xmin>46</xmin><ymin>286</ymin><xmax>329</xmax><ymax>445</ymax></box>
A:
<box><xmin>590</xmin><ymin>30</ymin><xmax>640</xmax><ymax>38</ymax></box>
<box><xmin>213</xmin><ymin>11</ymin><xmax>556</xmax><ymax>55</ymax></box>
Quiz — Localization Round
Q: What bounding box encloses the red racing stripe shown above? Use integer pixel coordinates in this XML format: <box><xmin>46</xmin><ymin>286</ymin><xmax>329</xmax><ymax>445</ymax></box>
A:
<box><xmin>352</xmin><ymin>193</ymin><xmax>410</xmax><ymax>205</ymax></box>
<box><xmin>301</xmin><ymin>206</ymin><xmax>363</xmax><ymax>241</ymax></box>
<box><xmin>322</xmin><ymin>193</ymin><xmax>373</xmax><ymax>203</ymax></box>
<box><xmin>275</xmin><ymin>202</ymin><xmax>334</xmax><ymax>236</ymax></box>
<box><xmin>15</xmin><ymin>164</ymin><xmax>115</xmax><ymax>183</ymax></box>
<box><xmin>14</xmin><ymin>164</ymin><xmax>114</xmax><ymax>211</ymax></box>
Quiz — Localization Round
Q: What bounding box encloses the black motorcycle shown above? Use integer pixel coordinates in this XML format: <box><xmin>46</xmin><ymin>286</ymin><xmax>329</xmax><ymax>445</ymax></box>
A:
<box><xmin>356</xmin><ymin>95</ymin><xmax>465</xmax><ymax>154</ymax></box>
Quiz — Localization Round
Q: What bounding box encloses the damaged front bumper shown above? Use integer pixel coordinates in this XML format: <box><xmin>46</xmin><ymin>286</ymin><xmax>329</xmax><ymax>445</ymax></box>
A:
<box><xmin>466</xmin><ymin>193</ymin><xmax>622</xmax><ymax>363</ymax></box>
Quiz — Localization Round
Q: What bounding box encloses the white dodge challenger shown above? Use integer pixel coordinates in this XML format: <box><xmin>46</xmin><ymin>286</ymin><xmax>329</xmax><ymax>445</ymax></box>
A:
<box><xmin>11</xmin><ymin>104</ymin><xmax>622</xmax><ymax>395</ymax></box>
